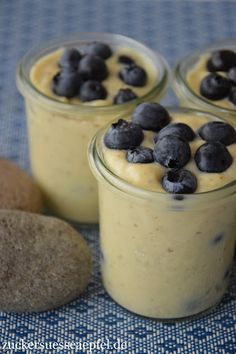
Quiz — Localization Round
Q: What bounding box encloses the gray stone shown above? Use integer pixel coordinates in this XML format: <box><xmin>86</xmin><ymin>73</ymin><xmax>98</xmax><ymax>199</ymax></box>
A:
<box><xmin>0</xmin><ymin>158</ymin><xmax>43</xmax><ymax>213</ymax></box>
<box><xmin>0</xmin><ymin>210</ymin><xmax>92</xmax><ymax>312</ymax></box>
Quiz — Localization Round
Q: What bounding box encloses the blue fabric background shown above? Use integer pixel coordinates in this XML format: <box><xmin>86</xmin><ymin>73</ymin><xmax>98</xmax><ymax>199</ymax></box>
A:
<box><xmin>0</xmin><ymin>0</ymin><xmax>236</xmax><ymax>353</ymax></box>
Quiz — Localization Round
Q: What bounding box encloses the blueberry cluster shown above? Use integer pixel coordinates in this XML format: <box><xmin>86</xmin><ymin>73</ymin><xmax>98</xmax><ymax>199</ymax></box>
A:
<box><xmin>200</xmin><ymin>50</ymin><xmax>236</xmax><ymax>105</ymax></box>
<box><xmin>104</xmin><ymin>103</ymin><xmax>236</xmax><ymax>195</ymax></box>
<box><xmin>52</xmin><ymin>45</ymin><xmax>108</xmax><ymax>101</ymax></box>
<box><xmin>52</xmin><ymin>42</ymin><xmax>146</xmax><ymax>103</ymax></box>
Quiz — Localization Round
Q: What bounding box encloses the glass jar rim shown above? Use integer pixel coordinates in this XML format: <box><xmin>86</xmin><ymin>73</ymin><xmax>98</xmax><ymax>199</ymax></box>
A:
<box><xmin>16</xmin><ymin>32</ymin><xmax>170</xmax><ymax>114</ymax></box>
<box><xmin>88</xmin><ymin>106</ymin><xmax>236</xmax><ymax>208</ymax></box>
<box><xmin>174</xmin><ymin>39</ymin><xmax>236</xmax><ymax>116</ymax></box>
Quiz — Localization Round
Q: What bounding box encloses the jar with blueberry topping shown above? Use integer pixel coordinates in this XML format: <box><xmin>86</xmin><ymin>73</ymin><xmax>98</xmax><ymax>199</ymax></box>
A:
<box><xmin>174</xmin><ymin>40</ymin><xmax>236</xmax><ymax>126</ymax></box>
<box><xmin>16</xmin><ymin>33</ymin><xmax>170</xmax><ymax>223</ymax></box>
<box><xmin>89</xmin><ymin>104</ymin><xmax>236</xmax><ymax>319</ymax></box>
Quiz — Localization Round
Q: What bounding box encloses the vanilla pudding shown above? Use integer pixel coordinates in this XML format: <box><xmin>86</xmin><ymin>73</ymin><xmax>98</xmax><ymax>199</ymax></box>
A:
<box><xmin>31</xmin><ymin>47</ymin><xmax>157</xmax><ymax>106</ymax></box>
<box><xmin>16</xmin><ymin>33</ymin><xmax>169</xmax><ymax>223</ymax></box>
<box><xmin>174</xmin><ymin>41</ymin><xmax>236</xmax><ymax>125</ymax></box>
<box><xmin>89</xmin><ymin>104</ymin><xmax>236</xmax><ymax>319</ymax></box>
<box><xmin>187</xmin><ymin>54</ymin><xmax>236</xmax><ymax>110</ymax></box>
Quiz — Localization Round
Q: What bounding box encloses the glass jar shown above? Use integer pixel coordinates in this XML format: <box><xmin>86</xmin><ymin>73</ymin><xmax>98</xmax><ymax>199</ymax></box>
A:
<box><xmin>174</xmin><ymin>40</ymin><xmax>236</xmax><ymax>126</ymax></box>
<box><xmin>88</xmin><ymin>107</ymin><xmax>236</xmax><ymax>319</ymax></box>
<box><xmin>16</xmin><ymin>33</ymin><xmax>170</xmax><ymax>223</ymax></box>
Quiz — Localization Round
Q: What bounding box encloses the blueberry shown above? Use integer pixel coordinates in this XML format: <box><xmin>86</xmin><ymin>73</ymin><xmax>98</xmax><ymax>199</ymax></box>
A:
<box><xmin>126</xmin><ymin>146</ymin><xmax>154</xmax><ymax>163</ymax></box>
<box><xmin>132</xmin><ymin>103</ymin><xmax>170</xmax><ymax>132</ymax></box>
<box><xmin>173</xmin><ymin>195</ymin><xmax>184</xmax><ymax>201</ymax></box>
<box><xmin>119</xmin><ymin>64</ymin><xmax>147</xmax><ymax>87</ymax></box>
<box><xmin>194</xmin><ymin>142</ymin><xmax>232</xmax><ymax>172</ymax></box>
<box><xmin>78</xmin><ymin>54</ymin><xmax>108</xmax><ymax>81</ymax></box>
<box><xmin>52</xmin><ymin>71</ymin><xmax>81</xmax><ymax>98</ymax></box>
<box><xmin>162</xmin><ymin>169</ymin><xmax>197</xmax><ymax>194</ymax></box>
<box><xmin>118</xmin><ymin>55</ymin><xmax>135</xmax><ymax>65</ymax></box>
<box><xmin>207</xmin><ymin>50</ymin><xmax>236</xmax><ymax>72</ymax></box>
<box><xmin>153</xmin><ymin>135</ymin><xmax>191</xmax><ymax>168</ymax></box>
<box><xmin>198</xmin><ymin>121</ymin><xmax>236</xmax><ymax>145</ymax></box>
<box><xmin>228</xmin><ymin>67</ymin><xmax>236</xmax><ymax>85</ymax></box>
<box><xmin>113</xmin><ymin>89</ymin><xmax>137</xmax><ymax>104</ymax></box>
<box><xmin>79</xmin><ymin>80</ymin><xmax>107</xmax><ymax>102</ymax></box>
<box><xmin>154</xmin><ymin>123</ymin><xmax>195</xmax><ymax>143</ymax></box>
<box><xmin>229</xmin><ymin>87</ymin><xmax>236</xmax><ymax>106</ymax></box>
<box><xmin>212</xmin><ymin>233</ymin><xmax>224</xmax><ymax>245</ymax></box>
<box><xmin>59</xmin><ymin>48</ymin><xmax>81</xmax><ymax>71</ymax></box>
<box><xmin>104</xmin><ymin>119</ymin><xmax>144</xmax><ymax>150</ymax></box>
<box><xmin>200</xmin><ymin>73</ymin><xmax>231</xmax><ymax>100</ymax></box>
<box><xmin>84</xmin><ymin>42</ymin><xmax>112</xmax><ymax>60</ymax></box>
<box><xmin>224</xmin><ymin>268</ymin><xmax>230</xmax><ymax>280</ymax></box>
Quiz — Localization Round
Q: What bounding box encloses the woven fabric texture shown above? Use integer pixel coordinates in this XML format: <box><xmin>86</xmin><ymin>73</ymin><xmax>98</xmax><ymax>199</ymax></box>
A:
<box><xmin>0</xmin><ymin>1</ymin><xmax>236</xmax><ymax>353</ymax></box>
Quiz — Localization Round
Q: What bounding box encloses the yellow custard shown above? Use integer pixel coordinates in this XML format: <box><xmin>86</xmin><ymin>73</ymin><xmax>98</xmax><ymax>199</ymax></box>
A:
<box><xmin>103</xmin><ymin>113</ymin><xmax>236</xmax><ymax>193</ymax></box>
<box><xmin>31</xmin><ymin>47</ymin><xmax>157</xmax><ymax>106</ymax></box>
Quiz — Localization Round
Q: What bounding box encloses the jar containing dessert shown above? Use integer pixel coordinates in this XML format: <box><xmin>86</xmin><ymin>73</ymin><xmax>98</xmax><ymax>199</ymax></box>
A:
<box><xmin>89</xmin><ymin>103</ymin><xmax>236</xmax><ymax>319</ymax></box>
<box><xmin>16</xmin><ymin>33</ymin><xmax>170</xmax><ymax>223</ymax></box>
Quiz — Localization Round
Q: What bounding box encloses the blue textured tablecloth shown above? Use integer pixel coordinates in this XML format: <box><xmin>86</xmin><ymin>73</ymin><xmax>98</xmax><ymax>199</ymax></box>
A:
<box><xmin>0</xmin><ymin>1</ymin><xmax>236</xmax><ymax>353</ymax></box>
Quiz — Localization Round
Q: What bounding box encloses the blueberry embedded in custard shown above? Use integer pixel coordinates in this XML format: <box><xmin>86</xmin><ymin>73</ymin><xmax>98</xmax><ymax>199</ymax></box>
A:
<box><xmin>198</xmin><ymin>121</ymin><xmax>236</xmax><ymax>145</ymax></box>
<box><xmin>52</xmin><ymin>71</ymin><xmax>82</xmax><ymax>98</ymax></box>
<box><xmin>83</xmin><ymin>42</ymin><xmax>112</xmax><ymax>60</ymax></box>
<box><xmin>207</xmin><ymin>50</ymin><xmax>236</xmax><ymax>72</ymax></box>
<box><xmin>224</xmin><ymin>268</ymin><xmax>231</xmax><ymax>280</ymax></box>
<box><xmin>194</xmin><ymin>142</ymin><xmax>232</xmax><ymax>173</ymax></box>
<box><xmin>118</xmin><ymin>55</ymin><xmax>135</xmax><ymax>65</ymax></box>
<box><xmin>212</xmin><ymin>233</ymin><xmax>224</xmax><ymax>245</ymax></box>
<box><xmin>104</xmin><ymin>119</ymin><xmax>144</xmax><ymax>150</ymax></box>
<box><xmin>154</xmin><ymin>122</ymin><xmax>195</xmax><ymax>143</ymax></box>
<box><xmin>79</xmin><ymin>80</ymin><xmax>107</xmax><ymax>102</ymax></box>
<box><xmin>126</xmin><ymin>146</ymin><xmax>154</xmax><ymax>164</ymax></box>
<box><xmin>78</xmin><ymin>54</ymin><xmax>108</xmax><ymax>81</ymax></box>
<box><xmin>59</xmin><ymin>48</ymin><xmax>82</xmax><ymax>71</ymax></box>
<box><xmin>119</xmin><ymin>64</ymin><xmax>147</xmax><ymax>87</ymax></box>
<box><xmin>113</xmin><ymin>88</ymin><xmax>137</xmax><ymax>104</ymax></box>
<box><xmin>161</xmin><ymin>169</ymin><xmax>197</xmax><ymax>194</ymax></box>
<box><xmin>132</xmin><ymin>102</ymin><xmax>170</xmax><ymax>131</ymax></box>
<box><xmin>153</xmin><ymin>135</ymin><xmax>191</xmax><ymax>169</ymax></box>
<box><xmin>200</xmin><ymin>73</ymin><xmax>231</xmax><ymax>101</ymax></box>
